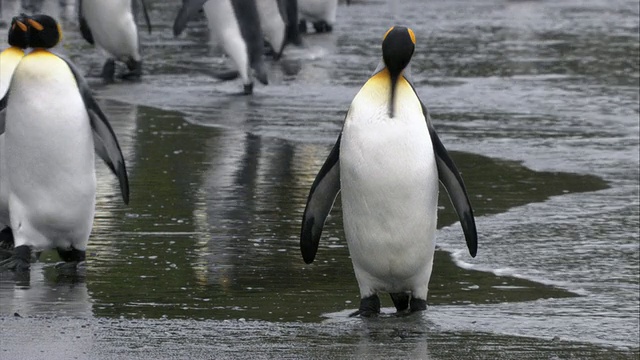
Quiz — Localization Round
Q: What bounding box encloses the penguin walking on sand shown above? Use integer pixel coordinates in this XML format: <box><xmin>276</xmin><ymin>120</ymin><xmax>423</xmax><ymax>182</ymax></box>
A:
<box><xmin>78</xmin><ymin>0</ymin><xmax>152</xmax><ymax>82</ymax></box>
<box><xmin>300</xmin><ymin>26</ymin><xmax>478</xmax><ymax>317</ymax></box>
<box><xmin>0</xmin><ymin>14</ymin><xmax>30</xmax><ymax>257</ymax></box>
<box><xmin>0</xmin><ymin>14</ymin><xmax>129</xmax><ymax>271</ymax></box>
<box><xmin>174</xmin><ymin>0</ymin><xmax>269</xmax><ymax>95</ymax></box>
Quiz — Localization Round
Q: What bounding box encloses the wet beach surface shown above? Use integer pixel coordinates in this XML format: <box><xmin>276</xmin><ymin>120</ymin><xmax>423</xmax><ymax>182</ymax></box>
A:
<box><xmin>0</xmin><ymin>0</ymin><xmax>639</xmax><ymax>359</ymax></box>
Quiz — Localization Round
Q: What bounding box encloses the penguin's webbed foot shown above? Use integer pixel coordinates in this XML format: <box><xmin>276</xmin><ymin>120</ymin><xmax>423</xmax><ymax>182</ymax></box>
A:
<box><xmin>101</xmin><ymin>59</ymin><xmax>116</xmax><ymax>83</ymax></box>
<box><xmin>55</xmin><ymin>247</ymin><xmax>86</xmax><ymax>270</ymax></box>
<box><xmin>213</xmin><ymin>70</ymin><xmax>241</xmax><ymax>81</ymax></box>
<box><xmin>57</xmin><ymin>247</ymin><xmax>86</xmax><ymax>263</ymax></box>
<box><xmin>253</xmin><ymin>64</ymin><xmax>269</xmax><ymax>86</ymax></box>
<box><xmin>349</xmin><ymin>294</ymin><xmax>380</xmax><ymax>317</ymax></box>
<box><xmin>0</xmin><ymin>227</ymin><xmax>15</xmax><ymax>250</ymax></box>
<box><xmin>410</xmin><ymin>297</ymin><xmax>427</xmax><ymax>313</ymax></box>
<box><xmin>286</xmin><ymin>27</ymin><xmax>303</xmax><ymax>47</ymax></box>
<box><xmin>390</xmin><ymin>292</ymin><xmax>410</xmax><ymax>313</ymax></box>
<box><xmin>298</xmin><ymin>20</ymin><xmax>308</xmax><ymax>34</ymax></box>
<box><xmin>313</xmin><ymin>21</ymin><xmax>333</xmax><ymax>33</ymax></box>
<box><xmin>263</xmin><ymin>40</ymin><xmax>275</xmax><ymax>57</ymax></box>
<box><xmin>121</xmin><ymin>59</ymin><xmax>142</xmax><ymax>81</ymax></box>
<box><xmin>243</xmin><ymin>83</ymin><xmax>253</xmax><ymax>95</ymax></box>
<box><xmin>0</xmin><ymin>245</ymin><xmax>31</xmax><ymax>272</ymax></box>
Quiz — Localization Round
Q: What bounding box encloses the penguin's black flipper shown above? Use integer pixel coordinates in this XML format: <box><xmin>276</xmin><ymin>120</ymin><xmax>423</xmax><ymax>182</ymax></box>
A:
<box><xmin>173</xmin><ymin>0</ymin><xmax>207</xmax><ymax>36</ymax></box>
<box><xmin>423</xmin><ymin>104</ymin><xmax>477</xmax><ymax>257</ymax></box>
<box><xmin>77</xmin><ymin>0</ymin><xmax>94</xmax><ymax>45</ymax></box>
<box><xmin>138</xmin><ymin>0</ymin><xmax>152</xmax><ymax>34</ymax></box>
<box><xmin>0</xmin><ymin>92</ymin><xmax>7</xmax><ymax>134</ymax></box>
<box><xmin>88</xmin><ymin>108</ymin><xmax>130</xmax><ymax>204</ymax></box>
<box><xmin>61</xmin><ymin>55</ymin><xmax>130</xmax><ymax>205</ymax></box>
<box><xmin>300</xmin><ymin>134</ymin><xmax>341</xmax><ymax>264</ymax></box>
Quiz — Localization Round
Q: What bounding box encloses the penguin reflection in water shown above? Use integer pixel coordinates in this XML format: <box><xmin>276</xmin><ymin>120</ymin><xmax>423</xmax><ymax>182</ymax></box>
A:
<box><xmin>78</xmin><ymin>0</ymin><xmax>152</xmax><ymax>82</ymax></box>
<box><xmin>0</xmin><ymin>15</ymin><xmax>130</xmax><ymax>271</ymax></box>
<box><xmin>300</xmin><ymin>27</ymin><xmax>478</xmax><ymax>316</ymax></box>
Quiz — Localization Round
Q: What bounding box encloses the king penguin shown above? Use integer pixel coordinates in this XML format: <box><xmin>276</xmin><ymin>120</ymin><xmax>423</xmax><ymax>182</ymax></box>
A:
<box><xmin>0</xmin><ymin>14</ymin><xmax>129</xmax><ymax>271</ymax></box>
<box><xmin>173</xmin><ymin>0</ymin><xmax>269</xmax><ymax>95</ymax></box>
<box><xmin>300</xmin><ymin>26</ymin><xmax>478</xmax><ymax>316</ymax></box>
<box><xmin>78</xmin><ymin>0</ymin><xmax>152</xmax><ymax>82</ymax></box>
<box><xmin>0</xmin><ymin>14</ymin><xmax>29</xmax><ymax>257</ymax></box>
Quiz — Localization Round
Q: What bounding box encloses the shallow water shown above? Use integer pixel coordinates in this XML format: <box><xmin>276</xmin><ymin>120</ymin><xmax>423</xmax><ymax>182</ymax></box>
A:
<box><xmin>0</xmin><ymin>0</ymin><xmax>638</xmax><ymax>359</ymax></box>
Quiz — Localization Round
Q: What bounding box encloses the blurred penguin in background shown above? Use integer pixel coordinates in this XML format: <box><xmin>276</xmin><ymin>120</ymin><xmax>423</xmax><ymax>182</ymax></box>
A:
<box><xmin>174</xmin><ymin>0</ymin><xmax>269</xmax><ymax>95</ymax></box>
<box><xmin>78</xmin><ymin>0</ymin><xmax>152</xmax><ymax>82</ymax></box>
<box><xmin>298</xmin><ymin>0</ymin><xmax>338</xmax><ymax>33</ymax></box>
<box><xmin>256</xmin><ymin>0</ymin><xmax>287</xmax><ymax>60</ymax></box>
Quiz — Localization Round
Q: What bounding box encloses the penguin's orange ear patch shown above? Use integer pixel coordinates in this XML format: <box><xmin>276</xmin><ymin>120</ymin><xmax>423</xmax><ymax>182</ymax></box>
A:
<box><xmin>383</xmin><ymin>26</ymin><xmax>395</xmax><ymax>40</ymax></box>
<box><xmin>15</xmin><ymin>20</ymin><xmax>28</xmax><ymax>32</ymax></box>
<box><xmin>57</xmin><ymin>23</ymin><xmax>64</xmax><ymax>41</ymax></box>
<box><xmin>27</xmin><ymin>19</ymin><xmax>44</xmax><ymax>31</ymax></box>
<box><xmin>407</xmin><ymin>28</ymin><xmax>416</xmax><ymax>45</ymax></box>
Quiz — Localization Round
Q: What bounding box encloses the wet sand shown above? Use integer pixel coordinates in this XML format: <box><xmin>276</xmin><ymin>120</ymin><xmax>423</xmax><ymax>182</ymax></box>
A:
<box><xmin>1</xmin><ymin>314</ymin><xmax>637</xmax><ymax>360</ymax></box>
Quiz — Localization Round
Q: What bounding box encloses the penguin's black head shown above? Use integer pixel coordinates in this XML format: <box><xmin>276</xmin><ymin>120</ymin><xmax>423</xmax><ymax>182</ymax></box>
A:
<box><xmin>381</xmin><ymin>26</ymin><xmax>416</xmax><ymax>118</ymax></box>
<box><xmin>382</xmin><ymin>26</ymin><xmax>416</xmax><ymax>78</ymax></box>
<box><xmin>27</xmin><ymin>14</ymin><xmax>62</xmax><ymax>49</ymax></box>
<box><xmin>8</xmin><ymin>14</ymin><xmax>29</xmax><ymax>49</ymax></box>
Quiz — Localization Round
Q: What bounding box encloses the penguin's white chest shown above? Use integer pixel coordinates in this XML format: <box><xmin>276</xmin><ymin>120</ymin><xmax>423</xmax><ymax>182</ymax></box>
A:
<box><xmin>4</xmin><ymin>52</ymin><xmax>96</xmax><ymax>250</ymax></box>
<box><xmin>340</xmin><ymin>74</ymin><xmax>439</xmax><ymax>292</ymax></box>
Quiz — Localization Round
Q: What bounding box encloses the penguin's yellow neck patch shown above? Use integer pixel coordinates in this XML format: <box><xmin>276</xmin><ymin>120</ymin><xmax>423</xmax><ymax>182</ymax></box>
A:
<box><xmin>370</xmin><ymin>68</ymin><xmax>392</xmax><ymax>86</ymax></box>
<box><xmin>29</xmin><ymin>48</ymin><xmax>54</xmax><ymax>56</ymax></box>
<box><xmin>365</xmin><ymin>68</ymin><xmax>411</xmax><ymax>93</ymax></box>
<box><xmin>23</xmin><ymin>49</ymin><xmax>59</xmax><ymax>64</ymax></box>
<box><xmin>3</xmin><ymin>46</ymin><xmax>25</xmax><ymax>57</ymax></box>
<box><xmin>355</xmin><ymin>68</ymin><xmax>417</xmax><ymax>118</ymax></box>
